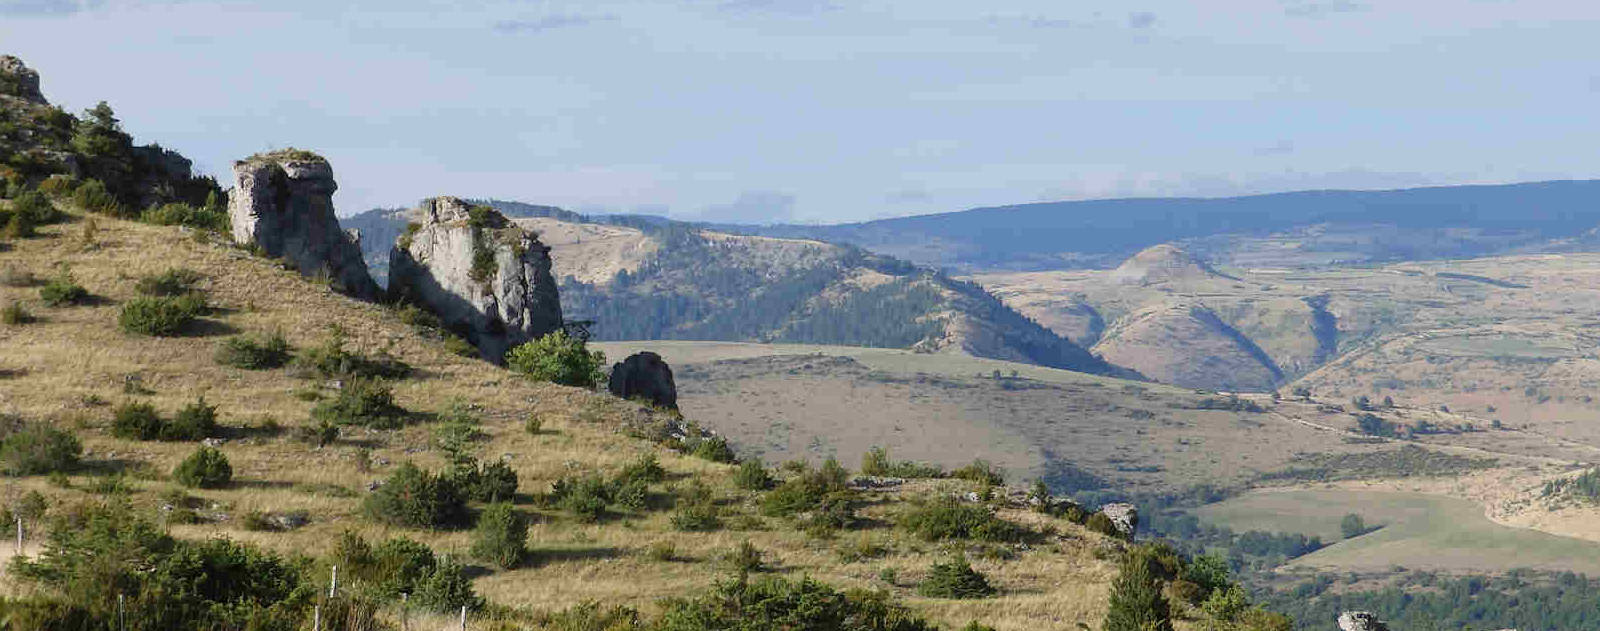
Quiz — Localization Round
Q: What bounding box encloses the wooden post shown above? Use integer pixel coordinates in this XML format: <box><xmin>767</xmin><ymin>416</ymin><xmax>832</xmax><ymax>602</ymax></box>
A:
<box><xmin>401</xmin><ymin>592</ymin><xmax>409</xmax><ymax>631</ymax></box>
<box><xmin>460</xmin><ymin>604</ymin><xmax>467</xmax><ymax>630</ymax></box>
<box><xmin>329</xmin><ymin>564</ymin><xmax>338</xmax><ymax>598</ymax></box>
<box><xmin>117</xmin><ymin>593</ymin><xmax>125</xmax><ymax>631</ymax></box>
<box><xmin>313</xmin><ymin>604</ymin><xmax>321</xmax><ymax>631</ymax></box>
<box><xmin>14</xmin><ymin>514</ymin><xmax>20</xmax><ymax>554</ymax></box>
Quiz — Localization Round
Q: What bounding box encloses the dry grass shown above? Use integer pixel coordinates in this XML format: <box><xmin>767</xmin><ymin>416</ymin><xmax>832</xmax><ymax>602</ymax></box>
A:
<box><xmin>0</xmin><ymin>206</ymin><xmax>1123</xmax><ymax>630</ymax></box>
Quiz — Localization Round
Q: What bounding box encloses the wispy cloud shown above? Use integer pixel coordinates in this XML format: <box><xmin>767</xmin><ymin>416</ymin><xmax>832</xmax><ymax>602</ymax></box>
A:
<box><xmin>698</xmin><ymin>190</ymin><xmax>797</xmax><ymax>224</ymax></box>
<box><xmin>1281</xmin><ymin>0</ymin><xmax>1370</xmax><ymax>18</ymax></box>
<box><xmin>713</xmin><ymin>0</ymin><xmax>838</xmax><ymax>15</ymax></box>
<box><xmin>0</xmin><ymin>0</ymin><xmax>103</xmax><ymax>17</ymax></box>
<box><xmin>493</xmin><ymin>13</ymin><xmax>617</xmax><ymax>35</ymax></box>
<box><xmin>1127</xmin><ymin>11</ymin><xmax>1158</xmax><ymax>29</ymax></box>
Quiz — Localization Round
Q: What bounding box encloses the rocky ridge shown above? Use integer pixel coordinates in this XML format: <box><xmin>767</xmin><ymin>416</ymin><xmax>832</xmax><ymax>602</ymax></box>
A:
<box><xmin>388</xmin><ymin>196</ymin><xmax>563</xmax><ymax>362</ymax></box>
<box><xmin>226</xmin><ymin>151</ymin><xmax>380</xmax><ymax>300</ymax></box>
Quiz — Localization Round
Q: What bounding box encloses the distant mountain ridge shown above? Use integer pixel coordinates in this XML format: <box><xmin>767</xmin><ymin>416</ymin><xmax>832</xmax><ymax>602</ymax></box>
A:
<box><xmin>741</xmin><ymin>180</ymin><xmax>1600</xmax><ymax>271</ymax></box>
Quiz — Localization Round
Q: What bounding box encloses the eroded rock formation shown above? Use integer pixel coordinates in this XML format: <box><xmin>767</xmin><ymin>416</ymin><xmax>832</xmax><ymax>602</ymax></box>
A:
<box><xmin>1337</xmin><ymin>612</ymin><xmax>1390</xmax><ymax>631</ymax></box>
<box><xmin>0</xmin><ymin>55</ymin><xmax>46</xmax><ymax>105</ymax></box>
<box><xmin>608</xmin><ymin>351</ymin><xmax>678</xmax><ymax>410</ymax></box>
<box><xmin>227</xmin><ymin>151</ymin><xmax>379</xmax><ymax>300</ymax></box>
<box><xmin>1100</xmin><ymin>503</ymin><xmax>1139</xmax><ymax>539</ymax></box>
<box><xmin>388</xmin><ymin>196</ymin><xmax>563</xmax><ymax>362</ymax></box>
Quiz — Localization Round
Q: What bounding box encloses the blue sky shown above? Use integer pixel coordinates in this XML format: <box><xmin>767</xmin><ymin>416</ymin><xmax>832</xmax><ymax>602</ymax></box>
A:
<box><xmin>3</xmin><ymin>0</ymin><xmax>1598</xmax><ymax>223</ymax></box>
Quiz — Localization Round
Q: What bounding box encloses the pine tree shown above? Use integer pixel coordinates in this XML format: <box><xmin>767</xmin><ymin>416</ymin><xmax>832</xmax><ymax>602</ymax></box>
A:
<box><xmin>1103</xmin><ymin>553</ymin><xmax>1173</xmax><ymax>631</ymax></box>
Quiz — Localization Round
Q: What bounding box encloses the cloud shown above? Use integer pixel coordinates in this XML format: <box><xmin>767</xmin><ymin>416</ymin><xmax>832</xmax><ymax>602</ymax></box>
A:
<box><xmin>885</xmin><ymin>188</ymin><xmax>932</xmax><ymax>204</ymax></box>
<box><xmin>493</xmin><ymin>13</ymin><xmax>616</xmax><ymax>35</ymax></box>
<box><xmin>1281</xmin><ymin>0</ymin><xmax>1369</xmax><ymax>18</ymax></box>
<box><xmin>1127</xmin><ymin>11</ymin><xmax>1158</xmax><ymax>29</ymax></box>
<box><xmin>697</xmin><ymin>190</ymin><xmax>797</xmax><ymax>224</ymax></box>
<box><xmin>713</xmin><ymin>0</ymin><xmax>838</xmax><ymax>15</ymax></box>
<box><xmin>1255</xmin><ymin>140</ymin><xmax>1296</xmax><ymax>156</ymax></box>
<box><xmin>0</xmin><ymin>0</ymin><xmax>103</xmax><ymax>16</ymax></box>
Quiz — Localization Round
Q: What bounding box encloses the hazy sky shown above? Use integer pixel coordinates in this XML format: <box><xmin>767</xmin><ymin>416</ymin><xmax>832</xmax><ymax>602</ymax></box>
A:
<box><xmin>3</xmin><ymin>0</ymin><xmax>1597</xmax><ymax>223</ymax></box>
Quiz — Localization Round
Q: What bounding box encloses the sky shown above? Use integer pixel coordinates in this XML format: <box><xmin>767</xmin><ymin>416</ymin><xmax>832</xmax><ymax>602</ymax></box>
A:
<box><xmin>2</xmin><ymin>0</ymin><xmax>1598</xmax><ymax>223</ymax></box>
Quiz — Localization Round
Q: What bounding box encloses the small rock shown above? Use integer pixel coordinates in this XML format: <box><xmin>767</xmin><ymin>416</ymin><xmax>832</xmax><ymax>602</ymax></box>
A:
<box><xmin>1337</xmin><ymin>612</ymin><xmax>1390</xmax><ymax>631</ymax></box>
<box><xmin>1101</xmin><ymin>503</ymin><xmax>1139</xmax><ymax>538</ymax></box>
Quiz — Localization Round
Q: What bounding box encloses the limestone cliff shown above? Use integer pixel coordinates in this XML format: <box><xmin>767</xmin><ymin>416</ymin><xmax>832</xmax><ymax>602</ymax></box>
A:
<box><xmin>227</xmin><ymin>151</ymin><xmax>379</xmax><ymax>300</ymax></box>
<box><xmin>388</xmin><ymin>197</ymin><xmax>563</xmax><ymax>362</ymax></box>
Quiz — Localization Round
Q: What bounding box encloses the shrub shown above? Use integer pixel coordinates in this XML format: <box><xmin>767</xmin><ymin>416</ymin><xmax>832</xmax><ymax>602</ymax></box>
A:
<box><xmin>896</xmin><ymin>497</ymin><xmax>1023</xmax><ymax>543</ymax></box>
<box><xmin>505</xmin><ymin>330</ymin><xmax>606</xmax><ymax>388</ymax></box>
<box><xmin>691</xmin><ymin>436</ymin><xmax>736</xmax><ymax>464</ymax></box>
<box><xmin>0</xmin><ymin>424</ymin><xmax>81</xmax><ymax>475</ymax></box>
<box><xmin>723</xmin><ymin>540</ymin><xmax>764</xmax><ymax>573</ymax></box>
<box><xmin>861</xmin><ymin>447</ymin><xmax>892</xmax><ymax>476</ymax></box>
<box><xmin>111</xmin><ymin>402</ymin><xmax>164</xmax><ymax>440</ymax></box>
<box><xmin>310</xmin><ymin>377</ymin><xmax>406</xmax><ymax>429</ymax></box>
<box><xmin>411</xmin><ymin>557</ymin><xmax>485</xmax><ymax>613</ymax></box>
<box><xmin>1</xmin><ymin>302</ymin><xmax>33</xmax><ymax>325</ymax></box>
<box><xmin>71</xmin><ymin>179</ymin><xmax>118</xmax><ymax>214</ymax></box>
<box><xmin>760</xmin><ymin>458</ymin><xmax>853</xmax><ymax>518</ymax></box>
<box><xmin>1103</xmin><ymin>550</ymin><xmax>1174</xmax><ymax>631</ymax></box>
<box><xmin>916</xmin><ymin>556</ymin><xmax>995</xmax><ymax>599</ymax></box>
<box><xmin>1</xmin><ymin>211</ymin><xmax>33</xmax><ymax>238</ymax></box>
<box><xmin>293</xmin><ymin>329</ymin><xmax>411</xmax><ymax>380</ymax></box>
<box><xmin>470</xmin><ymin>502</ymin><xmax>528</xmax><ymax>569</ymax></box>
<box><xmin>38</xmin><ymin>272</ymin><xmax>87</xmax><ymax>307</ymax></box>
<box><xmin>10</xmin><ymin>191</ymin><xmax>57</xmax><ymax>225</ymax></box>
<box><xmin>173</xmin><ymin>447</ymin><xmax>232</xmax><ymax>488</ymax></box>
<box><xmin>524</xmin><ymin>413</ymin><xmax>544</xmax><ymax>435</ymax></box>
<box><xmin>859</xmin><ymin>446</ymin><xmax>943</xmax><ymax>478</ymax></box>
<box><xmin>363</xmin><ymin>463</ymin><xmax>468</xmax><ymax>529</ymax></box>
<box><xmin>549</xmin><ymin>474</ymin><xmax>611</xmax><ymax>522</ymax></box>
<box><xmin>735</xmin><ymin>458</ymin><xmax>774</xmax><ymax>491</ymax></box>
<box><xmin>647</xmin><ymin>541</ymin><xmax>677</xmax><ymax>562</ymax></box>
<box><xmin>215</xmin><ymin>331</ymin><xmax>292</xmax><ymax>369</ymax></box>
<box><xmin>617</xmin><ymin>453</ymin><xmax>666</xmax><ymax>486</ymax></box>
<box><xmin>451</xmin><ymin>459</ymin><xmax>519</xmax><ymax>503</ymax></box>
<box><xmin>133</xmin><ymin>268</ymin><xmax>203</xmax><ymax>297</ymax></box>
<box><xmin>656</xmin><ymin>574</ymin><xmax>936</xmax><ymax>631</ymax></box>
<box><xmin>164</xmin><ymin>396</ymin><xmax>218</xmax><ymax>441</ymax></box>
<box><xmin>951</xmin><ymin>459</ymin><xmax>1004</xmax><ymax>486</ymax></box>
<box><xmin>140</xmin><ymin>202</ymin><xmax>227</xmax><ymax>232</ymax></box>
<box><xmin>117</xmin><ymin>296</ymin><xmax>199</xmax><ymax>336</ymax></box>
<box><xmin>1086</xmin><ymin>511</ymin><xmax>1121</xmax><ymax>538</ymax></box>
<box><xmin>299</xmin><ymin>420</ymin><xmax>339</xmax><ymax>447</ymax></box>
<box><xmin>35</xmin><ymin>175</ymin><xmax>76</xmax><ymax>197</ymax></box>
<box><xmin>670</xmin><ymin>503</ymin><xmax>722</xmax><ymax>532</ymax></box>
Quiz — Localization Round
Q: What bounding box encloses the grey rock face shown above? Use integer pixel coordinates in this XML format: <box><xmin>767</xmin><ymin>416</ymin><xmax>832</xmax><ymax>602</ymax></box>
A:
<box><xmin>1337</xmin><ymin>612</ymin><xmax>1390</xmax><ymax>631</ymax></box>
<box><xmin>227</xmin><ymin>154</ymin><xmax>379</xmax><ymax>300</ymax></box>
<box><xmin>1101</xmin><ymin>503</ymin><xmax>1139</xmax><ymax>538</ymax></box>
<box><xmin>0</xmin><ymin>56</ymin><xmax>45</xmax><ymax>104</ymax></box>
<box><xmin>388</xmin><ymin>196</ymin><xmax>563</xmax><ymax>362</ymax></box>
<box><xmin>608</xmin><ymin>351</ymin><xmax>678</xmax><ymax>410</ymax></box>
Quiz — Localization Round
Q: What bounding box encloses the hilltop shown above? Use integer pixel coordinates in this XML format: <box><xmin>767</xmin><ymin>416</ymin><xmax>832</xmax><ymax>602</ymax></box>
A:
<box><xmin>347</xmin><ymin>204</ymin><xmax>1123</xmax><ymax>376</ymax></box>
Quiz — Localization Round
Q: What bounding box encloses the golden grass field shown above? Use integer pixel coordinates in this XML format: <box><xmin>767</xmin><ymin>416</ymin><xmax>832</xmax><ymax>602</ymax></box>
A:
<box><xmin>0</xmin><ymin>202</ymin><xmax>1137</xmax><ymax>630</ymax></box>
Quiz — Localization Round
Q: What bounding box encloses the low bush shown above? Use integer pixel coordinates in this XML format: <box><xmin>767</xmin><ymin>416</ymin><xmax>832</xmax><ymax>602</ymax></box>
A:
<box><xmin>173</xmin><ymin>446</ymin><xmax>232</xmax><ymax>488</ymax></box>
<box><xmin>917</xmin><ymin>555</ymin><xmax>995</xmax><ymax>599</ymax></box>
<box><xmin>38</xmin><ymin>272</ymin><xmax>87</xmax><ymax>307</ymax></box>
<box><xmin>670</xmin><ymin>502</ymin><xmax>722</xmax><ymax>532</ymax></box>
<box><xmin>70</xmin><ymin>179</ymin><xmax>118</xmax><ymax>214</ymax></box>
<box><xmin>504</xmin><ymin>330</ymin><xmax>606</xmax><ymax>388</ymax></box>
<box><xmin>140</xmin><ymin>202</ymin><xmax>228</xmax><ymax>232</ymax></box>
<box><xmin>293</xmin><ymin>329</ymin><xmax>411</xmax><ymax>380</ymax></box>
<box><xmin>117</xmin><ymin>295</ymin><xmax>201</xmax><ymax>336</ymax></box>
<box><xmin>690</xmin><ymin>435</ymin><xmax>736</xmax><ymax>464</ymax></box>
<box><xmin>363</xmin><ymin>463</ymin><xmax>468</xmax><ymax>529</ymax></box>
<box><xmin>656</xmin><ymin>574</ymin><xmax>936</xmax><ymax>631</ymax></box>
<box><xmin>309</xmin><ymin>377</ymin><xmax>406</xmax><ymax>429</ymax></box>
<box><xmin>215</xmin><ymin>331</ymin><xmax>292</xmax><ymax>369</ymax></box>
<box><xmin>860</xmin><ymin>446</ymin><xmax>944</xmax><ymax>478</ymax></box>
<box><xmin>951</xmin><ymin>459</ymin><xmax>1005</xmax><ymax>486</ymax></box>
<box><xmin>165</xmin><ymin>396</ymin><xmax>219</xmax><ymax>441</ymax></box>
<box><xmin>0</xmin><ymin>423</ymin><xmax>81</xmax><ymax>476</ymax></box>
<box><xmin>760</xmin><ymin>458</ymin><xmax>852</xmax><ymax>518</ymax></box>
<box><xmin>549</xmin><ymin>474</ymin><xmax>612</xmax><ymax>522</ymax></box>
<box><xmin>111</xmin><ymin>401</ymin><xmax>164</xmax><ymax>440</ymax></box>
<box><xmin>896</xmin><ymin>497</ymin><xmax>1024</xmax><ymax>543</ymax></box>
<box><xmin>450</xmin><ymin>459</ymin><xmax>519</xmax><ymax>503</ymax></box>
<box><xmin>734</xmin><ymin>458</ymin><xmax>774</xmax><ymax>491</ymax></box>
<box><xmin>1</xmin><ymin>302</ymin><xmax>33</xmax><ymax>325</ymax></box>
<box><xmin>470</xmin><ymin>502</ymin><xmax>528</xmax><ymax>569</ymax></box>
<box><xmin>133</xmin><ymin>268</ymin><xmax>204</xmax><ymax>297</ymax></box>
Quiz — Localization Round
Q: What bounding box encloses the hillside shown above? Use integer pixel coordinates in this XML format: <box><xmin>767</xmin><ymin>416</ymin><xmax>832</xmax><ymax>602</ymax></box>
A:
<box><xmin>347</xmin><ymin>205</ymin><xmax>1122</xmax><ymax>376</ymax></box>
<box><xmin>746</xmin><ymin>180</ymin><xmax>1600</xmax><ymax>272</ymax></box>
<box><xmin>0</xmin><ymin>192</ymin><xmax>1143</xmax><ymax>629</ymax></box>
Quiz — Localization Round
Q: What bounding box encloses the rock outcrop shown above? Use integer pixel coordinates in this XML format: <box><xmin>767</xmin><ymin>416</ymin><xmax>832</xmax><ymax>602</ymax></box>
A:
<box><xmin>0</xmin><ymin>55</ymin><xmax>45</xmax><ymax>104</ymax></box>
<box><xmin>1100</xmin><ymin>503</ymin><xmax>1139</xmax><ymax>539</ymax></box>
<box><xmin>608</xmin><ymin>352</ymin><xmax>678</xmax><ymax>410</ymax></box>
<box><xmin>388</xmin><ymin>196</ymin><xmax>563</xmax><ymax>362</ymax></box>
<box><xmin>1337</xmin><ymin>612</ymin><xmax>1390</xmax><ymax>631</ymax></box>
<box><xmin>228</xmin><ymin>151</ymin><xmax>379</xmax><ymax>300</ymax></box>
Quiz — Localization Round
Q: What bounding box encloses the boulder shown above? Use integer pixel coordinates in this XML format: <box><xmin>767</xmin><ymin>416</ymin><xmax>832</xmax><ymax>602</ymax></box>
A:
<box><xmin>388</xmin><ymin>196</ymin><xmax>563</xmax><ymax>362</ymax></box>
<box><xmin>227</xmin><ymin>151</ymin><xmax>379</xmax><ymax>300</ymax></box>
<box><xmin>0</xmin><ymin>55</ymin><xmax>46</xmax><ymax>104</ymax></box>
<box><xmin>608</xmin><ymin>351</ymin><xmax>678</xmax><ymax>410</ymax></box>
<box><xmin>1337</xmin><ymin>612</ymin><xmax>1390</xmax><ymax>631</ymax></box>
<box><xmin>1101</xmin><ymin>503</ymin><xmax>1139</xmax><ymax>538</ymax></box>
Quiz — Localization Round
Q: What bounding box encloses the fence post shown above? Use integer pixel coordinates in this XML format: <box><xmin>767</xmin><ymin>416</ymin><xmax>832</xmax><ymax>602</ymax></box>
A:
<box><xmin>401</xmin><ymin>592</ymin><xmax>408</xmax><ymax>631</ymax></box>
<box><xmin>329</xmin><ymin>564</ymin><xmax>338</xmax><ymax>598</ymax></box>
<box><xmin>313</xmin><ymin>604</ymin><xmax>321</xmax><ymax>631</ymax></box>
<box><xmin>460</xmin><ymin>604</ymin><xmax>467</xmax><ymax>630</ymax></box>
<box><xmin>14</xmin><ymin>514</ymin><xmax>20</xmax><ymax>554</ymax></box>
<box><xmin>118</xmin><ymin>593</ymin><xmax>125</xmax><ymax>631</ymax></box>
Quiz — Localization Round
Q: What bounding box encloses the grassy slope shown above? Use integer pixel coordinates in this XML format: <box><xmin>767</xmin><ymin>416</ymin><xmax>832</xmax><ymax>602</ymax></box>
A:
<box><xmin>0</xmin><ymin>202</ymin><xmax>1122</xmax><ymax>630</ymax></box>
